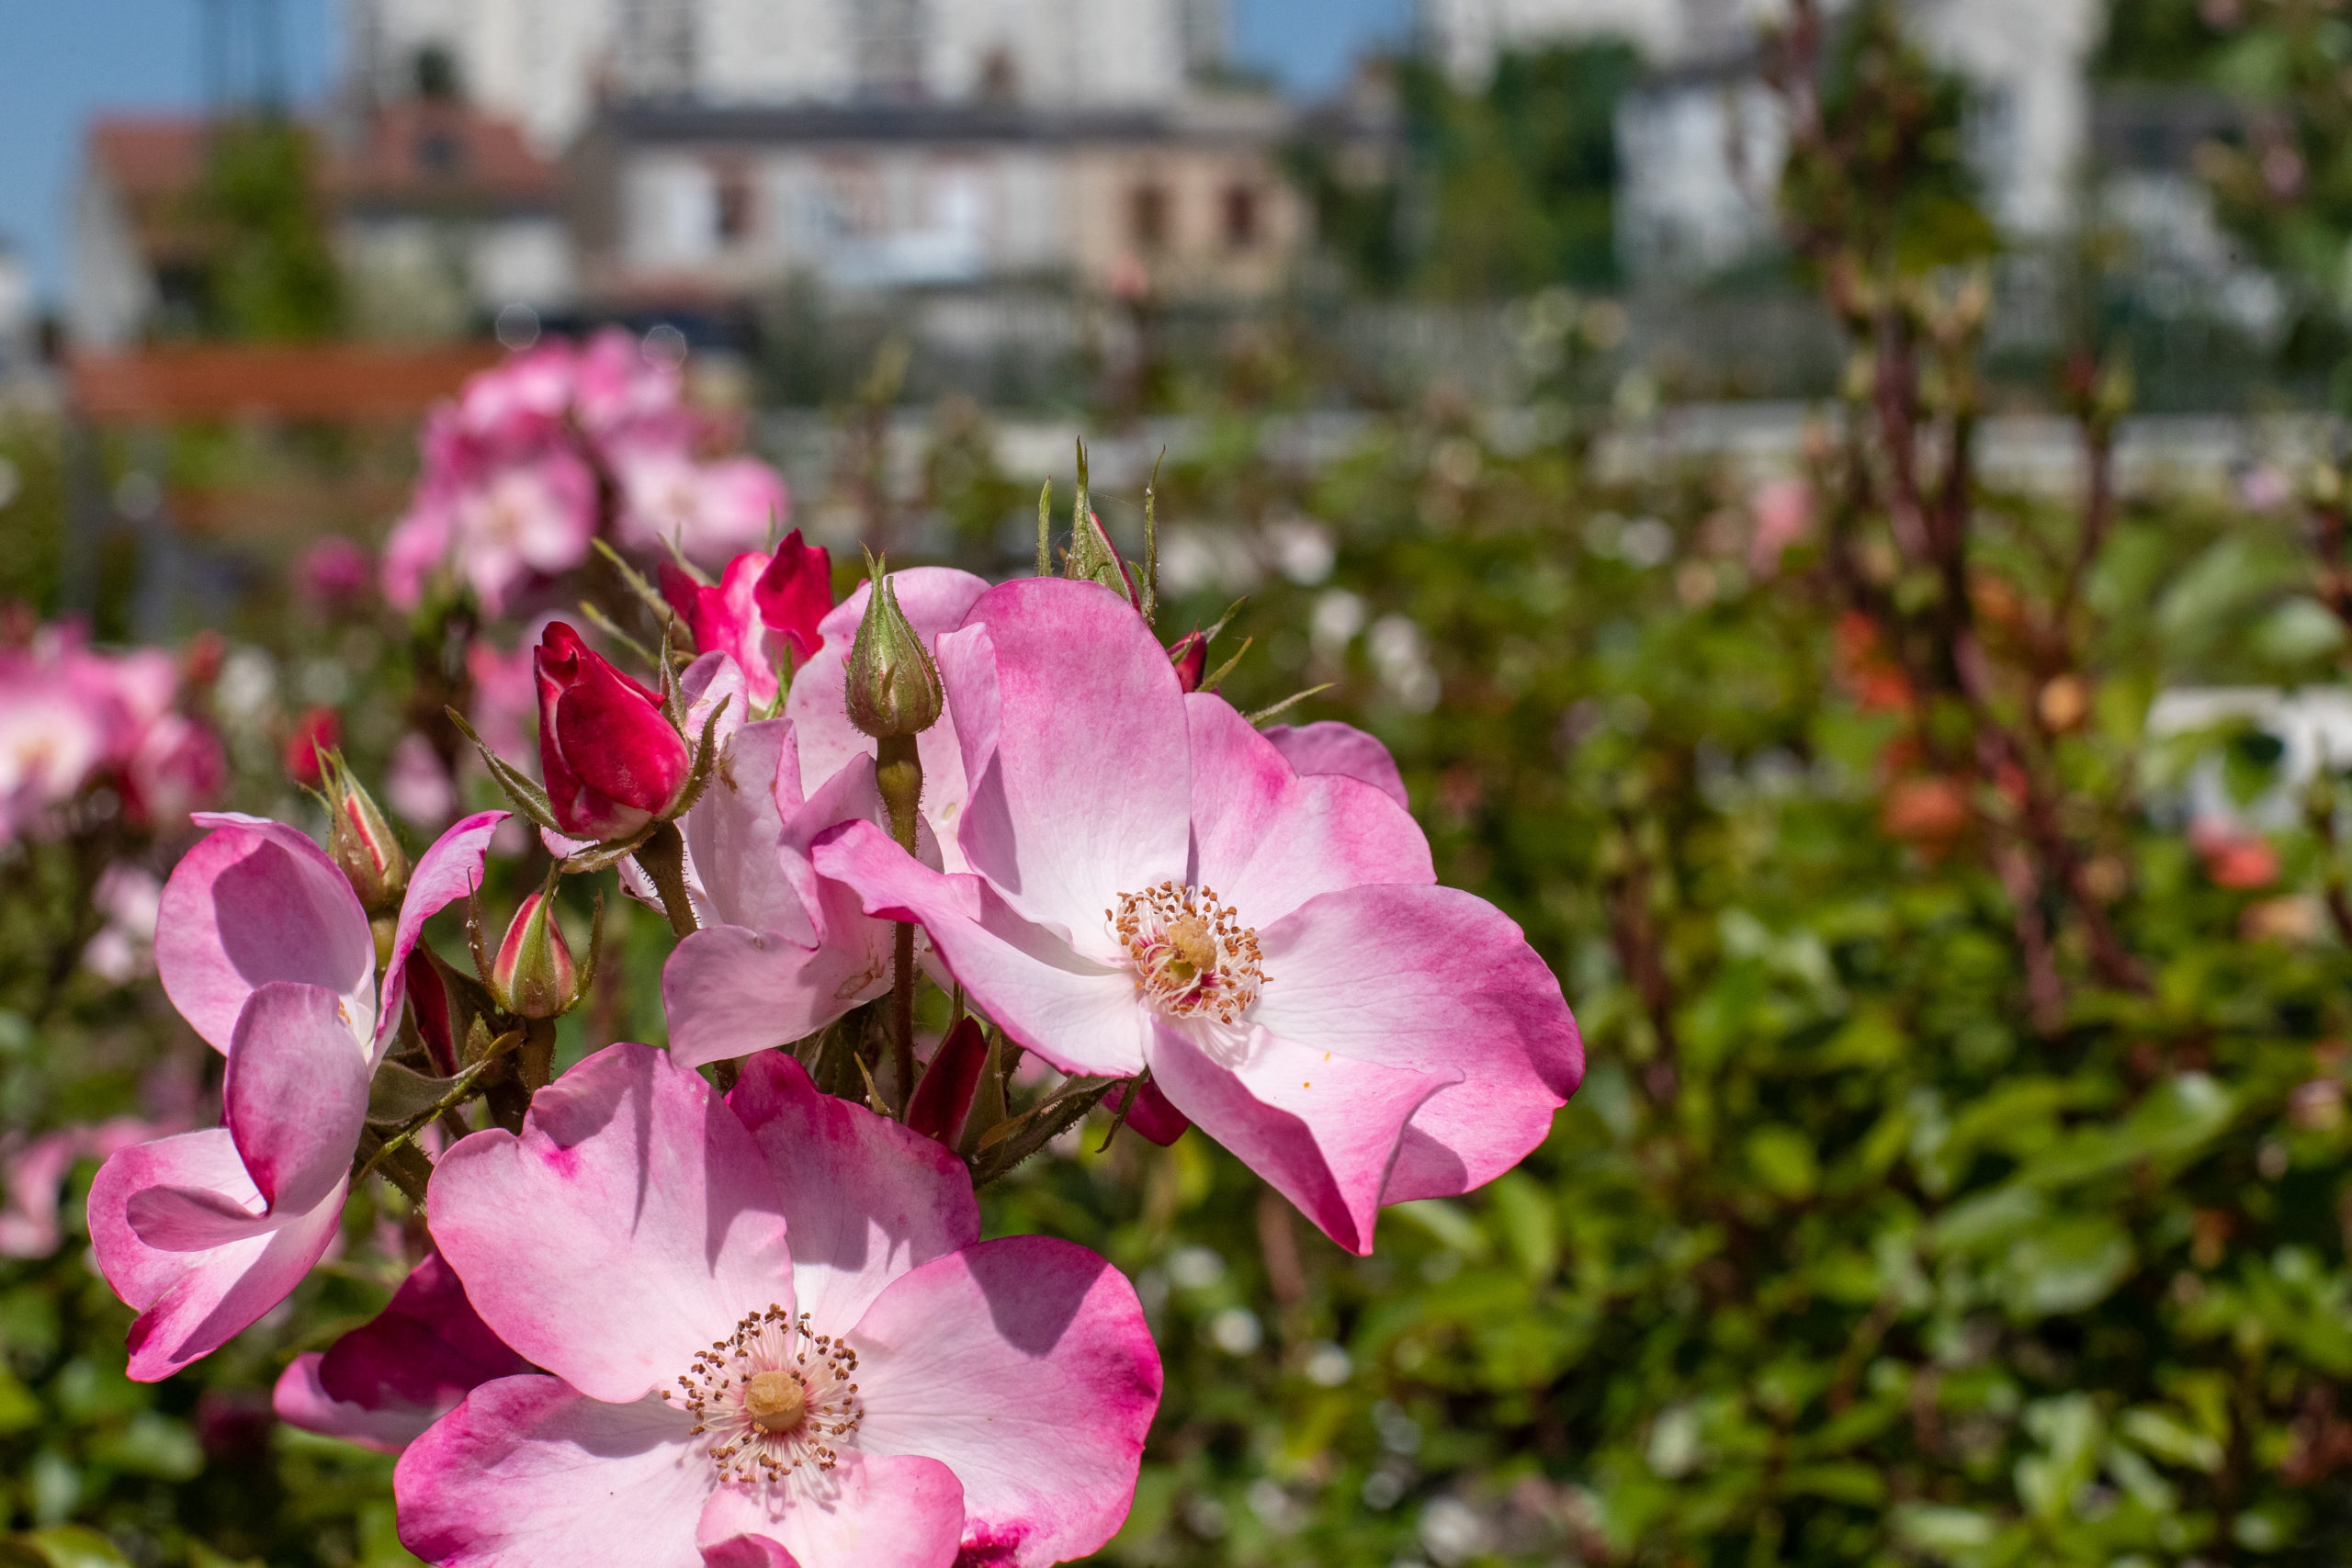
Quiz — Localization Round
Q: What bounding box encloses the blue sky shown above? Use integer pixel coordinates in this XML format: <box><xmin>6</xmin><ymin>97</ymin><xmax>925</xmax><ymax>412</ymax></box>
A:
<box><xmin>0</xmin><ymin>0</ymin><xmax>1411</xmax><ymax>304</ymax></box>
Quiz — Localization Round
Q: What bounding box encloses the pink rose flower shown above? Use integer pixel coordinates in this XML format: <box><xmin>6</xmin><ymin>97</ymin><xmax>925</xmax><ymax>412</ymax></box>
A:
<box><xmin>659</xmin><ymin>534</ymin><xmax>833</xmax><ymax>712</ymax></box>
<box><xmin>533</xmin><ymin>622</ymin><xmax>691</xmax><ymax>840</ymax></box>
<box><xmin>815</xmin><ymin>579</ymin><xmax>1583</xmax><ymax>1254</ymax></box>
<box><xmin>87</xmin><ymin>809</ymin><xmax>503</xmax><ymax>1380</ymax></box>
<box><xmin>658</xmin><ymin>718</ymin><xmax>906</xmax><ymax>1068</ymax></box>
<box><xmin>275</xmin><ymin>1250</ymin><xmax>531</xmax><ymax>1453</ymax></box>
<box><xmin>400</xmin><ymin>1043</ymin><xmax>1160</xmax><ymax>1568</ymax></box>
<box><xmin>612</xmin><ymin>447</ymin><xmax>790</xmax><ymax>565</ymax></box>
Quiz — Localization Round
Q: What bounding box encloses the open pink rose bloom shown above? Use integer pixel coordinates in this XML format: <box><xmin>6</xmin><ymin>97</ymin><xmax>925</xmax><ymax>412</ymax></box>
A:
<box><xmin>815</xmin><ymin>578</ymin><xmax>1584</xmax><ymax>1253</ymax></box>
<box><xmin>88</xmin><ymin>808</ymin><xmax>503</xmax><ymax>1380</ymax></box>
<box><xmin>401</xmin><ymin>1044</ymin><xmax>1158</xmax><ymax>1568</ymax></box>
<box><xmin>77</xmin><ymin>400</ymin><xmax>1582</xmax><ymax>1566</ymax></box>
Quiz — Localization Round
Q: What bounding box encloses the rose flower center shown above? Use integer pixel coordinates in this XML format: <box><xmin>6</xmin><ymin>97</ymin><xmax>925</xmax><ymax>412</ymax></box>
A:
<box><xmin>1112</xmin><ymin>882</ymin><xmax>1264</xmax><ymax>1023</ymax></box>
<box><xmin>744</xmin><ymin>1370</ymin><xmax>808</xmax><ymax>1432</ymax></box>
<box><xmin>665</xmin><ymin>1307</ymin><xmax>862</xmax><ymax>1488</ymax></box>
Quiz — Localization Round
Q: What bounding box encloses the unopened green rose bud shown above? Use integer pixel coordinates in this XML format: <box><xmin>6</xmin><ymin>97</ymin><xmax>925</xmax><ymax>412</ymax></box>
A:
<box><xmin>492</xmin><ymin>890</ymin><xmax>579</xmax><ymax>1020</ymax></box>
<box><xmin>320</xmin><ymin>750</ymin><xmax>409</xmax><ymax>917</ymax></box>
<box><xmin>844</xmin><ymin>558</ymin><xmax>944</xmax><ymax>740</ymax></box>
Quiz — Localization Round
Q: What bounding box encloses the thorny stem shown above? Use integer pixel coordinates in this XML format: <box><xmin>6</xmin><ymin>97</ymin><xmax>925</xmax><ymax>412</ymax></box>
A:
<box><xmin>876</xmin><ymin>734</ymin><xmax>922</xmax><ymax>1117</ymax></box>
<box><xmin>635</xmin><ymin>820</ymin><xmax>699</xmax><ymax>939</ymax></box>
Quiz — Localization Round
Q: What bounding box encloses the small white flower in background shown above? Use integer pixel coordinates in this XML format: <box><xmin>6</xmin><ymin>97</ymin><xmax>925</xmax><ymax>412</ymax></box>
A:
<box><xmin>1267</xmin><ymin>515</ymin><xmax>1336</xmax><ymax>584</ymax></box>
<box><xmin>1305</xmin><ymin>1340</ymin><xmax>1353</xmax><ymax>1386</ymax></box>
<box><xmin>1168</xmin><ymin>1245</ymin><xmax>1227</xmax><ymax>1290</ymax></box>
<box><xmin>1311</xmin><ymin>589</ymin><xmax>1366</xmax><ymax>661</ymax></box>
<box><xmin>1248</xmin><ymin>1478</ymin><xmax>1306</xmax><ymax>1535</ymax></box>
<box><xmin>1209</xmin><ymin>1305</ymin><xmax>1262</xmax><ymax>1355</ymax></box>
<box><xmin>1419</xmin><ymin>1497</ymin><xmax>1490</xmax><ymax>1567</ymax></box>
<box><xmin>1371</xmin><ymin>615</ymin><xmax>1441</xmax><ymax>712</ymax></box>
<box><xmin>215</xmin><ymin>648</ymin><xmax>278</xmax><ymax>728</ymax></box>
<box><xmin>1159</xmin><ymin>526</ymin><xmax>1261</xmax><ymax>596</ymax></box>
<box><xmin>1648</xmin><ymin>1403</ymin><xmax>1702</xmax><ymax>1477</ymax></box>
<box><xmin>1619</xmin><ymin>517</ymin><xmax>1677</xmax><ymax>569</ymax></box>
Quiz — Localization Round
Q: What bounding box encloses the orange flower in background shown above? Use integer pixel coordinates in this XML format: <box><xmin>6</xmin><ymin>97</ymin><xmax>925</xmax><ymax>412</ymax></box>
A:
<box><xmin>2189</xmin><ymin>818</ymin><xmax>2279</xmax><ymax>890</ymax></box>
<box><xmin>1882</xmin><ymin>775</ymin><xmax>1970</xmax><ymax>846</ymax></box>
<box><xmin>1833</xmin><ymin>611</ymin><xmax>1914</xmax><ymax>714</ymax></box>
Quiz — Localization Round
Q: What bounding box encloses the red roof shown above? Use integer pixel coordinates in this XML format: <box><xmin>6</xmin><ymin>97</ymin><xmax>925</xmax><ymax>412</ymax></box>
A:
<box><xmin>324</xmin><ymin>102</ymin><xmax>559</xmax><ymax>209</ymax></box>
<box><xmin>87</xmin><ymin>116</ymin><xmax>212</xmax><ymax>199</ymax></box>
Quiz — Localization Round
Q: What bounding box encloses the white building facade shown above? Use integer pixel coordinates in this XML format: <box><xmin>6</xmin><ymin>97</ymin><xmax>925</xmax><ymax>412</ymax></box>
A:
<box><xmin>347</xmin><ymin>0</ymin><xmax>1224</xmax><ymax>152</ymax></box>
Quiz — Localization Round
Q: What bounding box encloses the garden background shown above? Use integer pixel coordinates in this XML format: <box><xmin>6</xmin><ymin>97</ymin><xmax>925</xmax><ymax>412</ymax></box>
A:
<box><xmin>8</xmin><ymin>1</ymin><xmax>2352</xmax><ymax>1563</ymax></box>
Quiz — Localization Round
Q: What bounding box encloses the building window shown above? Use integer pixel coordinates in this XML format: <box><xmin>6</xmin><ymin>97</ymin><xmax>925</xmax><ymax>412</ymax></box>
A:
<box><xmin>715</xmin><ymin>164</ymin><xmax>754</xmax><ymax>245</ymax></box>
<box><xmin>414</xmin><ymin>132</ymin><xmax>462</xmax><ymax>175</ymax></box>
<box><xmin>1128</xmin><ymin>183</ymin><xmax>1170</xmax><ymax>251</ymax></box>
<box><xmin>1222</xmin><ymin>184</ymin><xmax>1260</xmax><ymax>250</ymax></box>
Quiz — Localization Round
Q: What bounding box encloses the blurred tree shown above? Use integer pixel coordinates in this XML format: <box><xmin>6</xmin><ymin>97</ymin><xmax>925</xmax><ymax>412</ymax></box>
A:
<box><xmin>196</xmin><ymin>116</ymin><xmax>341</xmax><ymax>343</ymax></box>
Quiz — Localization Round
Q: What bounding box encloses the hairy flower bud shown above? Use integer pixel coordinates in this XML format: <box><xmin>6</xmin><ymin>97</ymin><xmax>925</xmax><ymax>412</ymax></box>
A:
<box><xmin>491</xmin><ymin>890</ymin><xmax>578</xmax><ymax>1020</ymax></box>
<box><xmin>319</xmin><ymin>750</ymin><xmax>410</xmax><ymax>916</ymax></box>
<box><xmin>843</xmin><ymin>561</ymin><xmax>943</xmax><ymax>740</ymax></box>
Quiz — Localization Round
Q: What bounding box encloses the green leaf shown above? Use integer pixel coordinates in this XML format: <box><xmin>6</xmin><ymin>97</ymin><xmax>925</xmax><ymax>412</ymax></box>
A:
<box><xmin>367</xmin><ymin>1059</ymin><xmax>467</xmax><ymax>1124</ymax></box>
<box><xmin>2002</xmin><ymin>1219</ymin><xmax>2133</xmax><ymax>1317</ymax></box>
<box><xmin>1746</xmin><ymin>1124</ymin><xmax>1819</xmax><ymax>1201</ymax></box>
<box><xmin>1</xmin><ymin>1528</ymin><xmax>133</xmax><ymax>1568</ymax></box>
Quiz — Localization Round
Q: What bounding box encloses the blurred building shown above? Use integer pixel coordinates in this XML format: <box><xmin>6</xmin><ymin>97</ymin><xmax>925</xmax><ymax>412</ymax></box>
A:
<box><xmin>329</xmin><ymin>98</ymin><xmax>576</xmax><ymax>337</ymax></box>
<box><xmin>342</xmin><ymin>0</ymin><xmax>1297</xmax><ymax>310</ymax></box>
<box><xmin>70</xmin><ymin>118</ymin><xmax>214</xmax><ymax>347</ymax></box>
<box><xmin>67</xmin><ymin>107</ymin><xmax>571</xmax><ymax>346</ymax></box>
<box><xmin>568</xmin><ymin>95</ymin><xmax>1301</xmax><ymax>301</ymax></box>
<box><xmin>347</xmin><ymin>0</ymin><xmax>1229</xmax><ymax>152</ymax></box>
<box><xmin>1421</xmin><ymin>0</ymin><xmax>2103</xmax><ymax>279</ymax></box>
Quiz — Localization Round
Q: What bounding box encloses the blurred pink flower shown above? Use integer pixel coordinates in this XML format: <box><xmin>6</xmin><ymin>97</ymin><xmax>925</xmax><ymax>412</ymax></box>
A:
<box><xmin>83</xmin><ymin>863</ymin><xmax>164</xmax><ymax>984</ymax></box>
<box><xmin>0</xmin><ymin>1117</ymin><xmax>171</xmax><ymax>1258</ymax></box>
<box><xmin>1748</xmin><ymin>477</ymin><xmax>1815</xmax><ymax>575</ymax></box>
<box><xmin>387</xmin><ymin>329</ymin><xmax>789</xmax><ymax>612</ymax></box>
<box><xmin>296</xmin><ymin>536</ymin><xmax>376</xmax><ymax>609</ymax></box>
<box><xmin>611</xmin><ymin>448</ymin><xmax>790</xmax><ymax>563</ymax></box>
<box><xmin>386</xmin><ymin>732</ymin><xmax>460</xmax><ymax>828</ymax></box>
<box><xmin>0</xmin><ymin>625</ymin><xmax>221</xmax><ymax>842</ymax></box>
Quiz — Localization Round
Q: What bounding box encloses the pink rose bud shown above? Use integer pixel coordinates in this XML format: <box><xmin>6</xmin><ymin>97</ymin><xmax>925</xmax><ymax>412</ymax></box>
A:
<box><xmin>907</xmin><ymin>1017</ymin><xmax>989</xmax><ymax>1145</ymax></box>
<box><xmin>532</xmin><ymin>622</ymin><xmax>691</xmax><ymax>840</ymax></box>
<box><xmin>752</xmin><ymin>528</ymin><xmax>832</xmax><ymax>665</ymax></box>
<box><xmin>319</xmin><ymin>751</ymin><xmax>410</xmax><ymax>915</ymax></box>
<box><xmin>491</xmin><ymin>890</ymin><xmax>578</xmax><ymax>1020</ymax></box>
<box><xmin>1065</xmin><ymin>509</ymin><xmax>1140</xmax><ymax>608</ymax></box>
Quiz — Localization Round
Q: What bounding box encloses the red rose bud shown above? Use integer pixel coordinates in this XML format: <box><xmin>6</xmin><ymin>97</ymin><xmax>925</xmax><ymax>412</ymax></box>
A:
<box><xmin>320</xmin><ymin>751</ymin><xmax>410</xmax><ymax>915</ymax></box>
<box><xmin>404</xmin><ymin>945</ymin><xmax>457</xmax><ymax>1075</ymax></box>
<box><xmin>908</xmin><ymin>1017</ymin><xmax>989</xmax><ymax>1145</ymax></box>
<box><xmin>844</xmin><ymin>563</ymin><xmax>943</xmax><ymax>739</ymax></box>
<box><xmin>1167</xmin><ymin>629</ymin><xmax>1208</xmax><ymax>694</ymax></box>
<box><xmin>533</xmin><ymin>622</ymin><xmax>691</xmax><ymax>840</ymax></box>
<box><xmin>752</xmin><ymin>528</ymin><xmax>833</xmax><ymax>665</ymax></box>
<box><xmin>285</xmin><ymin>707</ymin><xmax>341</xmax><ymax>788</ymax></box>
<box><xmin>492</xmin><ymin>890</ymin><xmax>578</xmax><ymax>1020</ymax></box>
